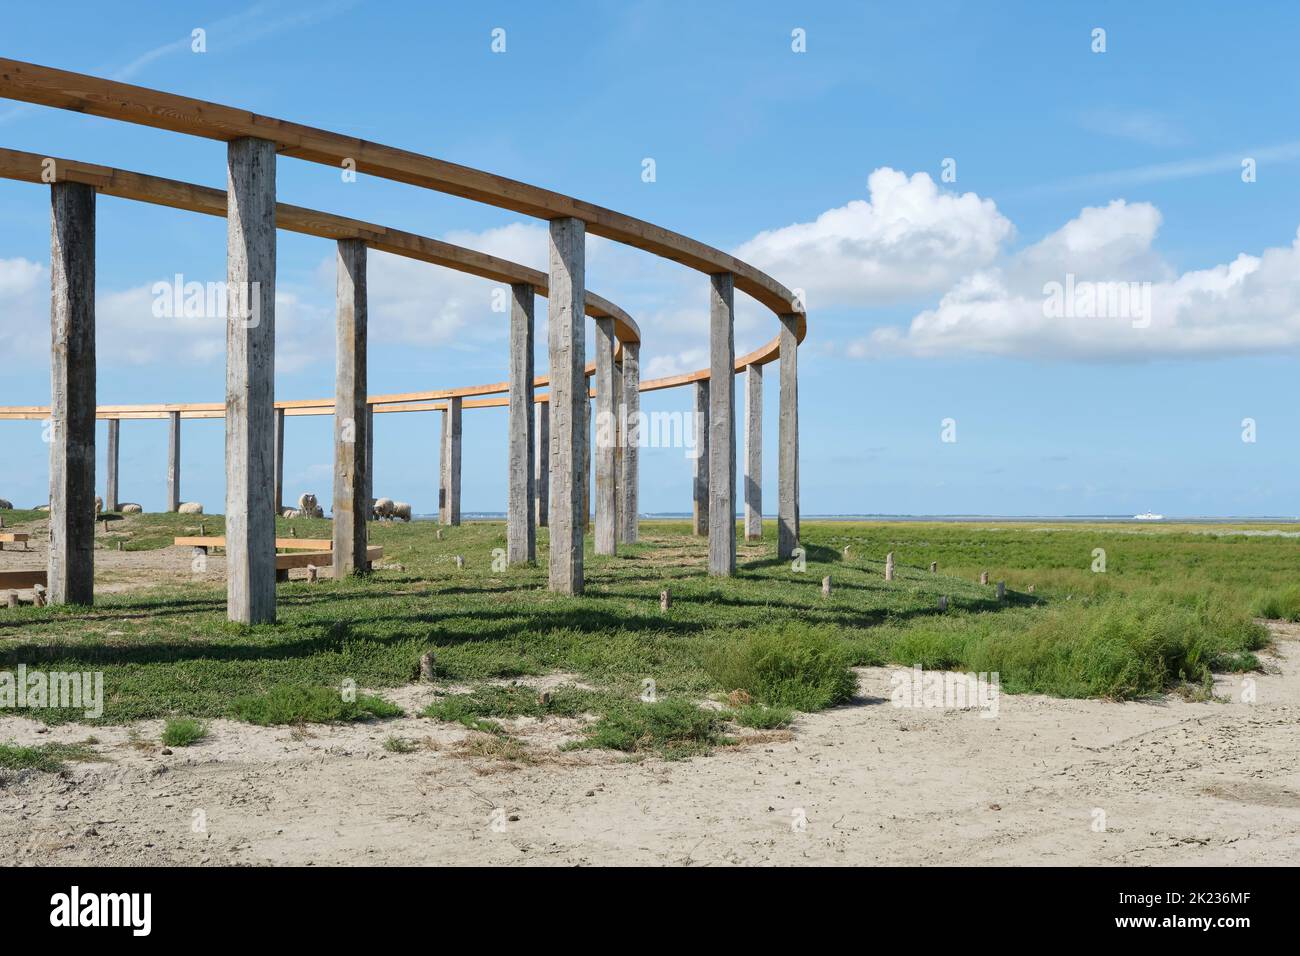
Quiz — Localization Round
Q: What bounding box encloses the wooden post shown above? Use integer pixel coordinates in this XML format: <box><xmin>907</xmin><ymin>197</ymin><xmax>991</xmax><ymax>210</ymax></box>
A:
<box><xmin>997</xmin><ymin>581</ymin><xmax>1006</xmax><ymax>601</ymax></box>
<box><xmin>535</xmin><ymin>401</ymin><xmax>549</xmax><ymax>528</ymax></box>
<box><xmin>333</xmin><ymin>238</ymin><xmax>369</xmax><ymax>576</ymax></box>
<box><xmin>612</xmin><ymin>357</ymin><xmax>623</xmax><ymax>542</ymax></box>
<box><xmin>692</xmin><ymin>380</ymin><xmax>709</xmax><ymax>536</ymax></box>
<box><xmin>48</xmin><ymin>181</ymin><xmax>96</xmax><ymax>606</ymax></box>
<box><xmin>547</xmin><ymin>217</ymin><xmax>585</xmax><ymax>595</ymax></box>
<box><xmin>822</xmin><ymin>575</ymin><xmax>831</xmax><ymax>597</ymax></box>
<box><xmin>777</xmin><ymin>313</ymin><xmax>800</xmax><ymax>559</ymax></box>
<box><xmin>709</xmin><ymin>272</ymin><xmax>736</xmax><ymax>576</ymax></box>
<box><xmin>225</xmin><ymin>136</ymin><xmax>278</xmax><ymax>625</ymax></box>
<box><xmin>660</xmin><ymin>588</ymin><xmax>671</xmax><ymax>611</ymax></box>
<box><xmin>593</xmin><ymin>316</ymin><xmax>617</xmax><ymax>556</ymax></box>
<box><xmin>105</xmin><ymin>418</ymin><xmax>120</xmax><ymax>512</ymax></box>
<box><xmin>166</xmin><ymin>410</ymin><xmax>181</xmax><ymax>512</ymax></box>
<box><xmin>980</xmin><ymin>571</ymin><xmax>989</xmax><ymax>585</ymax></box>
<box><xmin>272</xmin><ymin>406</ymin><xmax>285</xmax><ymax>512</ymax></box>
<box><xmin>619</xmin><ymin>342</ymin><xmax>640</xmax><ymax>544</ymax></box>
<box><xmin>439</xmin><ymin>397</ymin><xmax>462</xmax><ymax>526</ymax></box>
<box><xmin>744</xmin><ymin>362</ymin><xmax>762</xmax><ymax>541</ymax></box>
<box><xmin>5</xmin><ymin>591</ymin><xmax>16</xmax><ymax>609</ymax></box>
<box><xmin>885</xmin><ymin>551</ymin><xmax>895</xmax><ymax>581</ymax></box>
<box><xmin>582</xmin><ymin>395</ymin><xmax>591</xmax><ymax>531</ymax></box>
<box><xmin>930</xmin><ymin>561</ymin><xmax>938</xmax><ymax>573</ymax></box>
<box><xmin>938</xmin><ymin>596</ymin><xmax>948</xmax><ymax>611</ymax></box>
<box><xmin>365</xmin><ymin>404</ymin><xmax>374</xmax><ymax>519</ymax></box>
<box><xmin>507</xmin><ymin>282</ymin><xmax>536</xmax><ymax>564</ymax></box>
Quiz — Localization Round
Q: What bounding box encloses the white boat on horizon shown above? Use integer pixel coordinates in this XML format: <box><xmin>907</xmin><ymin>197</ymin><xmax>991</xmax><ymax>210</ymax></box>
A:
<box><xmin>1133</xmin><ymin>512</ymin><xmax>1164</xmax><ymax>521</ymax></box>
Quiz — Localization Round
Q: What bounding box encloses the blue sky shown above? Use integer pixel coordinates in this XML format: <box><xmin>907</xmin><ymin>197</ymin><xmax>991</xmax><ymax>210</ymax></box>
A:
<box><xmin>3</xmin><ymin>0</ymin><xmax>1299</xmax><ymax>516</ymax></box>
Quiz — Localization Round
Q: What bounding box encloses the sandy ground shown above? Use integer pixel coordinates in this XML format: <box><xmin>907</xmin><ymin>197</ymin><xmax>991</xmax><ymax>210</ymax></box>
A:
<box><xmin>2</xmin><ymin>623</ymin><xmax>1297</xmax><ymax>866</ymax></box>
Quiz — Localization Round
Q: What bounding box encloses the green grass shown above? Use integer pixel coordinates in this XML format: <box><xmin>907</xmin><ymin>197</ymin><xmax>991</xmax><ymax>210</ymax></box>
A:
<box><xmin>704</xmin><ymin>624</ymin><xmax>858</xmax><ymax>710</ymax></box>
<box><xmin>230</xmin><ymin>685</ymin><xmax>402</xmax><ymax>726</ymax></box>
<box><xmin>160</xmin><ymin>717</ymin><xmax>207</xmax><ymax>747</ymax></box>
<box><xmin>0</xmin><ymin>741</ymin><xmax>101</xmax><ymax>773</ymax></box>
<box><xmin>1251</xmin><ymin>584</ymin><xmax>1300</xmax><ymax>622</ymax></box>
<box><xmin>0</xmin><ymin>518</ymin><xmax>1286</xmax><ymax>741</ymax></box>
<box><xmin>731</xmin><ymin>703</ymin><xmax>794</xmax><ymax>729</ymax></box>
<box><xmin>569</xmin><ymin>699</ymin><xmax>730</xmax><ymax>760</ymax></box>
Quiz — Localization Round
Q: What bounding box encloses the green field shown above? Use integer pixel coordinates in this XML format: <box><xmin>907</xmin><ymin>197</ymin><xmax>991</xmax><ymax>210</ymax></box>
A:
<box><xmin>0</xmin><ymin>512</ymin><xmax>1291</xmax><ymax>751</ymax></box>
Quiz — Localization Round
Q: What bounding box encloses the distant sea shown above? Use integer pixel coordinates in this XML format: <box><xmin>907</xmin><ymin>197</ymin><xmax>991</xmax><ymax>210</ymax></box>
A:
<box><xmin>412</xmin><ymin>513</ymin><xmax>1300</xmax><ymax>524</ymax></box>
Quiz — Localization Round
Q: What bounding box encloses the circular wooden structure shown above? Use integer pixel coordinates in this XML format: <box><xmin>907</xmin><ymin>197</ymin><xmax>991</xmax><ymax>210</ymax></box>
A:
<box><xmin>0</xmin><ymin>59</ymin><xmax>805</xmax><ymax>622</ymax></box>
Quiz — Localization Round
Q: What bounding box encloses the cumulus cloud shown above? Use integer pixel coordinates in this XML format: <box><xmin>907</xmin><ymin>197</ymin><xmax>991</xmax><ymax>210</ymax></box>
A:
<box><xmin>735</xmin><ymin>167</ymin><xmax>1014</xmax><ymax>308</ymax></box>
<box><xmin>856</xmin><ymin>196</ymin><xmax>1300</xmax><ymax>361</ymax></box>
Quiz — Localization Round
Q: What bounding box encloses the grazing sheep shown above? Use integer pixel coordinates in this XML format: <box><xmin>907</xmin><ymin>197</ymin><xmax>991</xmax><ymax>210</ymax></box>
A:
<box><xmin>373</xmin><ymin>497</ymin><xmax>395</xmax><ymax>520</ymax></box>
<box><xmin>178</xmin><ymin>502</ymin><xmax>204</xmax><ymax>515</ymax></box>
<box><xmin>95</xmin><ymin>496</ymin><xmax>103</xmax><ymax>515</ymax></box>
<box><xmin>0</xmin><ymin>499</ymin><xmax>12</xmax><ymax>510</ymax></box>
<box><xmin>35</xmin><ymin>504</ymin><xmax>50</xmax><ymax>513</ymax></box>
<box><xmin>296</xmin><ymin>493</ymin><xmax>324</xmax><ymax>518</ymax></box>
<box><xmin>281</xmin><ymin>508</ymin><xmax>303</xmax><ymax>518</ymax></box>
<box><xmin>120</xmin><ymin>503</ymin><xmax>143</xmax><ymax>514</ymax></box>
<box><xmin>392</xmin><ymin>501</ymin><xmax>412</xmax><ymax>522</ymax></box>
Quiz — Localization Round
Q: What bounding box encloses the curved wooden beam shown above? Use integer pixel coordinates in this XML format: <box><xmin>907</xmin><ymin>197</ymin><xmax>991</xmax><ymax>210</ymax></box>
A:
<box><xmin>0</xmin><ymin>59</ymin><xmax>806</xmax><ymax>320</ymax></box>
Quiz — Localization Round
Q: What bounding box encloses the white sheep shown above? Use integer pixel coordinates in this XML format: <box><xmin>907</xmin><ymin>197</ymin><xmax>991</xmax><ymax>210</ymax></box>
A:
<box><xmin>373</xmin><ymin>497</ymin><xmax>395</xmax><ymax>520</ymax></box>
<box><xmin>392</xmin><ymin>501</ymin><xmax>412</xmax><ymax>522</ymax></box>
<box><xmin>178</xmin><ymin>502</ymin><xmax>204</xmax><ymax>515</ymax></box>
<box><xmin>95</xmin><ymin>496</ymin><xmax>103</xmax><ymax>515</ymax></box>
<box><xmin>281</xmin><ymin>508</ymin><xmax>303</xmax><ymax>518</ymax></box>
<box><xmin>120</xmin><ymin>503</ymin><xmax>143</xmax><ymax>514</ymax></box>
<box><xmin>296</xmin><ymin>493</ymin><xmax>324</xmax><ymax>518</ymax></box>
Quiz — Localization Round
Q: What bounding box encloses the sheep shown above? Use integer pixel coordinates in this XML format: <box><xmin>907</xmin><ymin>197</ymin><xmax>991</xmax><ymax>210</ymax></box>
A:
<box><xmin>392</xmin><ymin>501</ymin><xmax>412</xmax><ymax>522</ymax></box>
<box><xmin>0</xmin><ymin>499</ymin><xmax>12</xmax><ymax>510</ymax></box>
<box><xmin>373</xmin><ymin>497</ymin><xmax>395</xmax><ymax>520</ymax></box>
<box><xmin>296</xmin><ymin>493</ymin><xmax>324</xmax><ymax>518</ymax></box>
<box><xmin>35</xmin><ymin>504</ymin><xmax>50</xmax><ymax>513</ymax></box>
<box><xmin>178</xmin><ymin>502</ymin><xmax>204</xmax><ymax>515</ymax></box>
<box><xmin>120</xmin><ymin>503</ymin><xmax>143</xmax><ymax>514</ymax></box>
<box><xmin>281</xmin><ymin>508</ymin><xmax>303</xmax><ymax>518</ymax></box>
<box><xmin>95</xmin><ymin>496</ymin><xmax>103</xmax><ymax>515</ymax></box>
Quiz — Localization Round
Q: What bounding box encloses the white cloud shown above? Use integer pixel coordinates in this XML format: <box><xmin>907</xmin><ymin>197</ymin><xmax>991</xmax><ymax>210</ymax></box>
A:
<box><xmin>856</xmin><ymin>197</ymin><xmax>1300</xmax><ymax>361</ymax></box>
<box><xmin>735</xmin><ymin>167</ymin><xmax>1014</xmax><ymax>308</ymax></box>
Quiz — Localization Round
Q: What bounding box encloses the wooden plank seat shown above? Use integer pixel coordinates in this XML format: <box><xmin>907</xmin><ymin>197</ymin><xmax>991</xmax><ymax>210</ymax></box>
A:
<box><xmin>274</xmin><ymin>545</ymin><xmax>383</xmax><ymax>580</ymax></box>
<box><xmin>175</xmin><ymin>535</ymin><xmax>334</xmax><ymax>551</ymax></box>
<box><xmin>0</xmin><ymin>532</ymin><xmax>31</xmax><ymax>550</ymax></box>
<box><xmin>0</xmin><ymin>568</ymin><xmax>46</xmax><ymax>589</ymax></box>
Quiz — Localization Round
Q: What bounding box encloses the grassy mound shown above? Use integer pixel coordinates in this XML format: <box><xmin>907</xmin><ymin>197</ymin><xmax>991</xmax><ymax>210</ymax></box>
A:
<box><xmin>704</xmin><ymin>625</ymin><xmax>858</xmax><ymax>711</ymax></box>
<box><xmin>230</xmin><ymin>685</ymin><xmax>402</xmax><ymax>725</ymax></box>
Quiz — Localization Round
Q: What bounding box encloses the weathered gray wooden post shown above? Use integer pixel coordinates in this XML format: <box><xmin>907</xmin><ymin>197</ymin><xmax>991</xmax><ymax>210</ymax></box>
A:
<box><xmin>619</xmin><ymin>342</ymin><xmax>640</xmax><ymax>544</ymax></box>
<box><xmin>547</xmin><ymin>217</ymin><xmax>586</xmax><ymax>594</ymax></box>
<box><xmin>272</xmin><ymin>406</ymin><xmax>285</xmax><ymax>512</ymax></box>
<box><xmin>225</xmin><ymin>137</ymin><xmax>277</xmax><ymax>625</ymax></box>
<box><xmin>439</xmin><ymin>396</ymin><xmax>462</xmax><ymax>526</ymax></box>
<box><xmin>777</xmin><ymin>313</ymin><xmax>800</xmax><ymax>560</ymax></box>
<box><xmin>593</xmin><ymin>316</ymin><xmax>617</xmax><ymax>556</ymax></box>
<box><xmin>535</xmin><ymin>400</ymin><xmax>549</xmax><ymax>528</ymax></box>
<box><xmin>583</xmin><ymin>394</ymin><xmax>591</xmax><ymax>531</ymax></box>
<box><xmin>507</xmin><ymin>282</ymin><xmax>535</xmax><ymax>564</ymax></box>
<box><xmin>708</xmin><ymin>273</ymin><xmax>736</xmax><ymax>576</ymax></box>
<box><xmin>48</xmin><ymin>180</ymin><xmax>96</xmax><ymax>606</ymax></box>
<box><xmin>365</xmin><ymin>404</ymin><xmax>374</xmax><ymax>516</ymax></box>
<box><xmin>612</xmin><ymin>356</ymin><xmax>623</xmax><ymax>540</ymax></box>
<box><xmin>744</xmin><ymin>363</ymin><xmax>762</xmax><ymax>542</ymax></box>
<box><xmin>333</xmin><ymin>238</ymin><xmax>369</xmax><ymax>575</ymax></box>
<box><xmin>692</xmin><ymin>380</ymin><xmax>709</xmax><ymax>536</ymax></box>
<box><xmin>166</xmin><ymin>410</ymin><xmax>181</xmax><ymax>512</ymax></box>
<box><xmin>105</xmin><ymin>418</ymin><xmax>120</xmax><ymax>512</ymax></box>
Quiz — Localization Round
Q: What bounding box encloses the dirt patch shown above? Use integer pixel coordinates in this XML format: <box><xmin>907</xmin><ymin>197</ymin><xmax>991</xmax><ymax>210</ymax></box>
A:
<box><xmin>2</xmin><ymin>625</ymin><xmax>1296</xmax><ymax>866</ymax></box>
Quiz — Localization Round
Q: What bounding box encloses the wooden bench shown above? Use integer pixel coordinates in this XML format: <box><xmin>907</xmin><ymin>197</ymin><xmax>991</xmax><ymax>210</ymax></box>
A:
<box><xmin>274</xmin><ymin>545</ymin><xmax>383</xmax><ymax>580</ymax></box>
<box><xmin>0</xmin><ymin>568</ymin><xmax>46</xmax><ymax>589</ymax></box>
<box><xmin>0</xmin><ymin>532</ymin><xmax>31</xmax><ymax>551</ymax></box>
<box><xmin>175</xmin><ymin>535</ymin><xmax>334</xmax><ymax>552</ymax></box>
